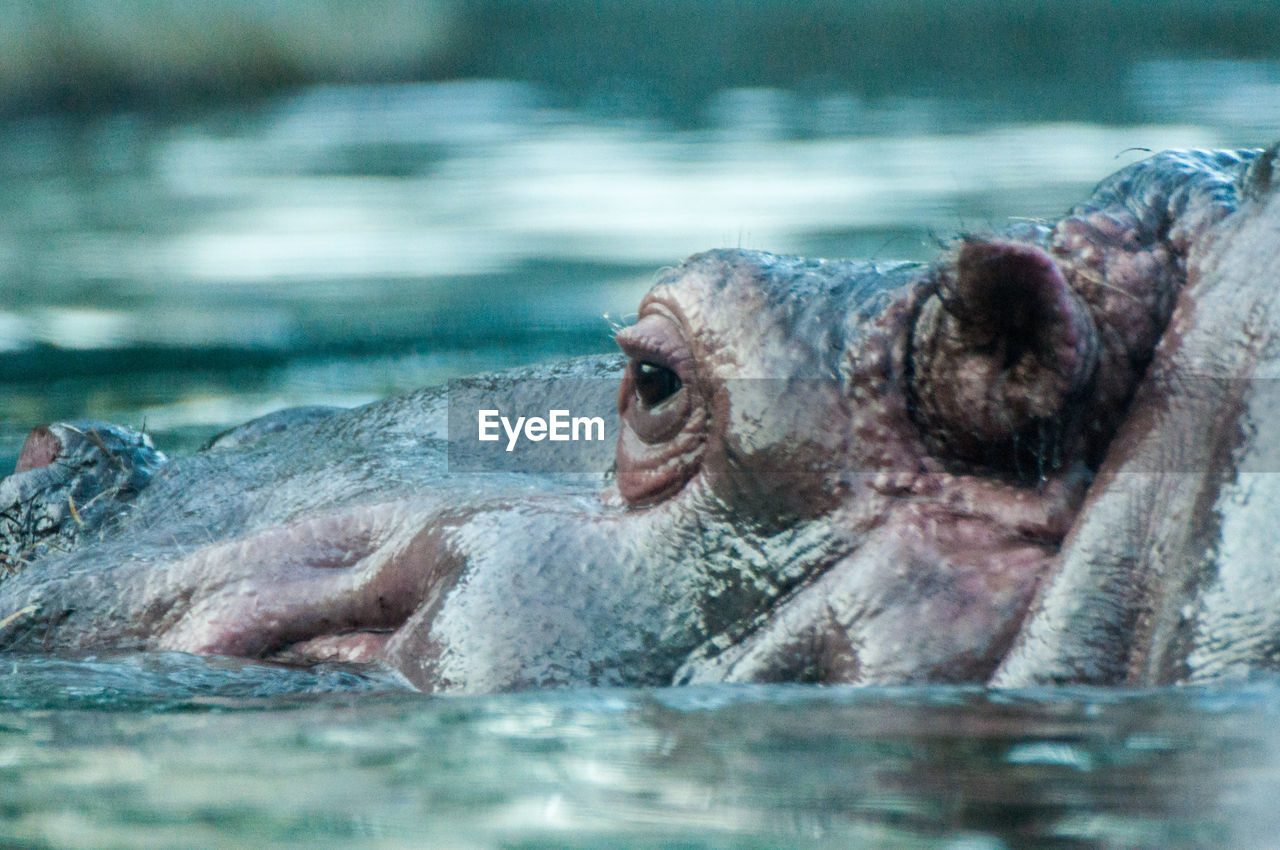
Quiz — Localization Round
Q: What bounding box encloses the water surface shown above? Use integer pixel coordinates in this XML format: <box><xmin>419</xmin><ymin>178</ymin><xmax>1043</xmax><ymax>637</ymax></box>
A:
<box><xmin>4</xmin><ymin>654</ymin><xmax>1280</xmax><ymax>847</ymax></box>
<box><xmin>3</xmin><ymin>2</ymin><xmax>1280</xmax><ymax>846</ymax></box>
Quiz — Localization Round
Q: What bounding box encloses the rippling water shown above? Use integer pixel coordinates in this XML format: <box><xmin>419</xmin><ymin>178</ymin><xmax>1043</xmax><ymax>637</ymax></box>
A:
<box><xmin>2</xmin><ymin>62</ymin><xmax>1273</xmax><ymax>467</ymax></box>
<box><xmin>4</xmin><ymin>1</ymin><xmax>1280</xmax><ymax>846</ymax></box>
<box><xmin>4</xmin><ymin>654</ymin><xmax>1280</xmax><ymax>847</ymax></box>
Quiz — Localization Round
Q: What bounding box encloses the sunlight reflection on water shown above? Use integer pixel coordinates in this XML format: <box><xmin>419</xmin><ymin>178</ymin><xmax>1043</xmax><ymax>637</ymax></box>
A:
<box><xmin>3</xmin><ymin>657</ymin><xmax>1280</xmax><ymax>847</ymax></box>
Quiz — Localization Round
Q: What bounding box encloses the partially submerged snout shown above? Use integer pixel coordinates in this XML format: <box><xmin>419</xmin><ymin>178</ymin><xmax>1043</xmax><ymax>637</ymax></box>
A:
<box><xmin>1</xmin><ymin>145</ymin><xmax>1272</xmax><ymax>693</ymax></box>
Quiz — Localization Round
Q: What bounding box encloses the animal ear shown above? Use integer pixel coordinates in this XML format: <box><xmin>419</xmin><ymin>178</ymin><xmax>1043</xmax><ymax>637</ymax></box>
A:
<box><xmin>909</xmin><ymin>239</ymin><xmax>1099</xmax><ymax>473</ymax></box>
<box><xmin>15</xmin><ymin>426</ymin><xmax>62</xmax><ymax>473</ymax></box>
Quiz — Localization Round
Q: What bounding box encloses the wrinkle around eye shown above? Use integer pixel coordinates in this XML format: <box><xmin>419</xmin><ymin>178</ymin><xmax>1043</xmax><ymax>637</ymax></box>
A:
<box><xmin>616</xmin><ymin>402</ymin><xmax>708</xmax><ymax>506</ymax></box>
<box><xmin>614</xmin><ymin>312</ymin><xmax>694</xmax><ymax>381</ymax></box>
<box><xmin>614</xmin><ymin>311</ymin><xmax>707</xmax><ymax>505</ymax></box>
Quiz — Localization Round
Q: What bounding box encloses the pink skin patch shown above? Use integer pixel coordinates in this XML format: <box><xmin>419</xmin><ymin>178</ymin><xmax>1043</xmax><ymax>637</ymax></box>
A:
<box><xmin>15</xmin><ymin>426</ymin><xmax>62</xmax><ymax>474</ymax></box>
<box><xmin>276</xmin><ymin>631</ymin><xmax>392</xmax><ymax>664</ymax></box>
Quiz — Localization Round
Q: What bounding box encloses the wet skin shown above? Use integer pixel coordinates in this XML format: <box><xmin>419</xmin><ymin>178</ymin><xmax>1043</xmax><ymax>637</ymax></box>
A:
<box><xmin>1</xmin><ymin>145</ymin><xmax>1277</xmax><ymax>692</ymax></box>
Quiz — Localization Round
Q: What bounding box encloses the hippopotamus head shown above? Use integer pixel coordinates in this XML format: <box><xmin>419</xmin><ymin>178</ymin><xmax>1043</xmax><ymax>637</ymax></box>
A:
<box><xmin>606</xmin><ymin>244</ymin><xmax>1093</xmax><ymax>683</ymax></box>
<box><xmin>599</xmin><ymin>148</ymin><xmax>1250</xmax><ymax>684</ymax></box>
<box><xmin>0</xmin><ymin>145</ymin><xmax>1271</xmax><ymax>693</ymax></box>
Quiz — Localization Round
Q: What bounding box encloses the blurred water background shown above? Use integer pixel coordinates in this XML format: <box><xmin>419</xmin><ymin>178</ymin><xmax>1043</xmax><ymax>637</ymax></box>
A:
<box><xmin>3</xmin><ymin>0</ymin><xmax>1279</xmax><ymax>468</ymax></box>
<box><xmin>3</xmin><ymin>1</ymin><xmax>1280</xmax><ymax>846</ymax></box>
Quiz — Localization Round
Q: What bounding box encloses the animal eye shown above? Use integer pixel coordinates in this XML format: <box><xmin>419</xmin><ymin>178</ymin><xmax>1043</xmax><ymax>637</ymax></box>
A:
<box><xmin>615</xmin><ymin>313</ymin><xmax>695</xmax><ymax>449</ymax></box>
<box><xmin>632</xmin><ymin>361</ymin><xmax>682</xmax><ymax>408</ymax></box>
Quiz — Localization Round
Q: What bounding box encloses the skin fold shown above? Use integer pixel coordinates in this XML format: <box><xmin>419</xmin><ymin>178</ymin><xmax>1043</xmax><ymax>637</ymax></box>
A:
<box><xmin>0</xmin><ymin>145</ymin><xmax>1275</xmax><ymax>693</ymax></box>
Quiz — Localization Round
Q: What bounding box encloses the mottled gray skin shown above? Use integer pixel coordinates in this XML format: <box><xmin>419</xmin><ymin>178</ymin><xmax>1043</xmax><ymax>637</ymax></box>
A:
<box><xmin>1</xmin><ymin>422</ymin><xmax>166</xmax><ymax>576</ymax></box>
<box><xmin>0</xmin><ymin>146</ymin><xmax>1274</xmax><ymax>692</ymax></box>
<box><xmin>994</xmin><ymin>145</ymin><xmax>1280</xmax><ymax>686</ymax></box>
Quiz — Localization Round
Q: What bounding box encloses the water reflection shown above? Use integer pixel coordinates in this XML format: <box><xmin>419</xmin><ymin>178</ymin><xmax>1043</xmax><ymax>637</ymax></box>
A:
<box><xmin>1131</xmin><ymin>59</ymin><xmax>1280</xmax><ymax>134</ymax></box>
<box><xmin>1</xmin><ymin>72</ymin><xmax>1262</xmax><ymax>472</ymax></box>
<box><xmin>22</xmin><ymin>82</ymin><xmax>1241</xmax><ymax>288</ymax></box>
<box><xmin>3</xmin><ymin>661</ymin><xmax>1280</xmax><ymax>846</ymax></box>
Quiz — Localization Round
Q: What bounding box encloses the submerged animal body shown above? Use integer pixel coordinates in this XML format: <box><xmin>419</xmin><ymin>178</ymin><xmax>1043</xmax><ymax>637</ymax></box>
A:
<box><xmin>2</xmin><ymin>145</ymin><xmax>1278</xmax><ymax>693</ymax></box>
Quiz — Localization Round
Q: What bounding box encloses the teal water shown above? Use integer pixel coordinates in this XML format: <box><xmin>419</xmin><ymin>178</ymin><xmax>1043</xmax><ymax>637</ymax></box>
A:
<box><xmin>3</xmin><ymin>3</ymin><xmax>1276</xmax><ymax>470</ymax></box>
<box><xmin>4</xmin><ymin>654</ymin><xmax>1280</xmax><ymax>848</ymax></box>
<box><xmin>3</xmin><ymin>2</ymin><xmax>1280</xmax><ymax>846</ymax></box>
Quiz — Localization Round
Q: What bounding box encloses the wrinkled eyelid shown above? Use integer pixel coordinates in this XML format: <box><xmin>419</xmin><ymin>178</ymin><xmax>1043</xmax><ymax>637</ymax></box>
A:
<box><xmin>615</xmin><ymin>326</ymin><xmax>675</xmax><ymax>367</ymax></box>
<box><xmin>614</xmin><ymin>331</ymin><xmax>660</xmax><ymax>363</ymax></box>
<box><xmin>615</xmin><ymin>310</ymin><xmax>697</xmax><ymax>385</ymax></box>
<box><xmin>612</xmin><ymin>324</ymin><xmax>639</xmax><ymax>350</ymax></box>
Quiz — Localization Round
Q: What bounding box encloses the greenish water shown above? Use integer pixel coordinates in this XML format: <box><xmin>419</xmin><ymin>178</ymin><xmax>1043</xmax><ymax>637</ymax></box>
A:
<box><xmin>3</xmin><ymin>2</ymin><xmax>1277</xmax><ymax>471</ymax></box>
<box><xmin>3</xmin><ymin>1</ymin><xmax>1280</xmax><ymax>846</ymax></box>
<box><xmin>4</xmin><ymin>654</ymin><xmax>1280</xmax><ymax>848</ymax></box>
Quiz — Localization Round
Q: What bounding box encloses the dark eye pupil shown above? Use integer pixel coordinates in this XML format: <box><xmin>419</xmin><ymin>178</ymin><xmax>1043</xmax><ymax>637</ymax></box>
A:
<box><xmin>633</xmin><ymin>361</ymin><xmax>682</xmax><ymax>408</ymax></box>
